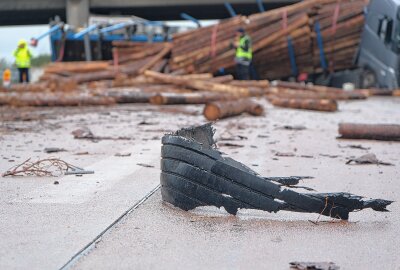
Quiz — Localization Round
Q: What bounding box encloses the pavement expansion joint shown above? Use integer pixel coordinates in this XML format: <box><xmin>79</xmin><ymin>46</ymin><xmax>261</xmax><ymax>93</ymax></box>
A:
<box><xmin>58</xmin><ymin>184</ymin><xmax>160</xmax><ymax>270</ymax></box>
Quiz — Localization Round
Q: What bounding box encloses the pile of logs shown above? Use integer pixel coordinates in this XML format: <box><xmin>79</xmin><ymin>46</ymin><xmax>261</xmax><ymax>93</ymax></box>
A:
<box><xmin>169</xmin><ymin>0</ymin><xmax>369</xmax><ymax>80</ymax></box>
<box><xmin>112</xmin><ymin>41</ymin><xmax>171</xmax><ymax>75</ymax></box>
<box><xmin>2</xmin><ymin>66</ymin><xmax>399</xmax><ymax>118</ymax></box>
<box><xmin>35</xmin><ymin>42</ymin><xmax>172</xmax><ymax>88</ymax></box>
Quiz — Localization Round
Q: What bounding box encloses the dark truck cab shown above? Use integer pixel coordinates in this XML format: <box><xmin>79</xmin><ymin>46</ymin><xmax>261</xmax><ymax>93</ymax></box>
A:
<box><xmin>329</xmin><ymin>0</ymin><xmax>400</xmax><ymax>89</ymax></box>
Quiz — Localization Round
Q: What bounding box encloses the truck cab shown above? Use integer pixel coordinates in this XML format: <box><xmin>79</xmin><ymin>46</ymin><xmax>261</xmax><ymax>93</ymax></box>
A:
<box><xmin>357</xmin><ymin>0</ymin><xmax>400</xmax><ymax>89</ymax></box>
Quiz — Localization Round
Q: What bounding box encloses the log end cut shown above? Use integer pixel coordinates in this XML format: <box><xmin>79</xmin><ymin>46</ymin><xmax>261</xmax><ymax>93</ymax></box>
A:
<box><xmin>249</xmin><ymin>104</ymin><xmax>264</xmax><ymax>116</ymax></box>
<box><xmin>203</xmin><ymin>103</ymin><xmax>221</xmax><ymax>121</ymax></box>
<box><xmin>149</xmin><ymin>94</ymin><xmax>164</xmax><ymax>105</ymax></box>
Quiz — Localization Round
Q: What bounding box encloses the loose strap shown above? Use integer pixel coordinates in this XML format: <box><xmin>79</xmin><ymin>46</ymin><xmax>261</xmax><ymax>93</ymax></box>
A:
<box><xmin>210</xmin><ymin>24</ymin><xmax>219</xmax><ymax>58</ymax></box>
<box><xmin>331</xmin><ymin>1</ymin><xmax>341</xmax><ymax>35</ymax></box>
<box><xmin>314</xmin><ymin>22</ymin><xmax>328</xmax><ymax>71</ymax></box>
<box><xmin>287</xmin><ymin>36</ymin><xmax>298</xmax><ymax>76</ymax></box>
<box><xmin>282</xmin><ymin>9</ymin><xmax>298</xmax><ymax>76</ymax></box>
<box><xmin>282</xmin><ymin>9</ymin><xmax>288</xmax><ymax>31</ymax></box>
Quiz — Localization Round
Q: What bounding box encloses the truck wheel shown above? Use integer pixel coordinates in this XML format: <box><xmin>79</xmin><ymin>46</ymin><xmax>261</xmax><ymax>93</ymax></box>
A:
<box><xmin>361</xmin><ymin>69</ymin><xmax>377</xmax><ymax>89</ymax></box>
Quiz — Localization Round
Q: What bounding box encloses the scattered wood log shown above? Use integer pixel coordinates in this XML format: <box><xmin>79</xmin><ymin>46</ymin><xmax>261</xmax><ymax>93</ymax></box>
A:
<box><xmin>44</xmin><ymin>61</ymin><xmax>109</xmax><ymax>75</ymax></box>
<box><xmin>181</xmin><ymin>74</ymin><xmax>214</xmax><ymax>80</ymax></box>
<box><xmin>229</xmin><ymin>80</ymin><xmax>269</xmax><ymax>88</ymax></box>
<box><xmin>0</xmin><ymin>92</ymin><xmax>116</xmax><ymax>107</ymax></box>
<box><xmin>269</xmin><ymin>97</ymin><xmax>338</xmax><ymax>112</ymax></box>
<box><xmin>267</xmin><ymin>87</ymin><xmax>367</xmax><ymax>100</ymax></box>
<box><xmin>210</xmin><ymin>75</ymin><xmax>234</xmax><ymax>84</ymax></box>
<box><xmin>360</xmin><ymin>89</ymin><xmax>400</xmax><ymax>96</ymax></box>
<box><xmin>339</xmin><ymin>123</ymin><xmax>400</xmax><ymax>141</ymax></box>
<box><xmin>0</xmin><ymin>78</ymin><xmax>77</xmax><ymax>92</ymax></box>
<box><xmin>203</xmin><ymin>99</ymin><xmax>264</xmax><ymax>121</ymax></box>
<box><xmin>144</xmin><ymin>70</ymin><xmax>263</xmax><ymax>97</ymax></box>
<box><xmin>105</xmin><ymin>91</ymin><xmax>154</xmax><ymax>104</ymax></box>
<box><xmin>150</xmin><ymin>92</ymin><xmax>237</xmax><ymax>105</ymax></box>
<box><xmin>69</xmin><ymin>70</ymin><xmax>117</xmax><ymax>84</ymax></box>
<box><xmin>112</xmin><ymin>75</ymin><xmax>159</xmax><ymax>87</ymax></box>
<box><xmin>271</xmin><ymin>81</ymin><xmax>346</xmax><ymax>94</ymax></box>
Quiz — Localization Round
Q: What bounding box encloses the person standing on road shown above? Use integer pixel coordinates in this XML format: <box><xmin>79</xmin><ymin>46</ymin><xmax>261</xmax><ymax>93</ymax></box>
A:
<box><xmin>13</xmin><ymin>39</ymin><xmax>32</xmax><ymax>83</ymax></box>
<box><xmin>232</xmin><ymin>28</ymin><xmax>253</xmax><ymax>80</ymax></box>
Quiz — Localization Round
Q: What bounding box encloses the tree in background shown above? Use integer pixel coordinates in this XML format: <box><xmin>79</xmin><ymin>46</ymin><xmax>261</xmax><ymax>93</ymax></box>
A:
<box><xmin>0</xmin><ymin>58</ymin><xmax>11</xmax><ymax>69</ymax></box>
<box><xmin>31</xmin><ymin>54</ymin><xmax>51</xmax><ymax>67</ymax></box>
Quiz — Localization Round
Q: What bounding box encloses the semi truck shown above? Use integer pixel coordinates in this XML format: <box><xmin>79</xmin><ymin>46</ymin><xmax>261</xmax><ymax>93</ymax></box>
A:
<box><xmin>328</xmin><ymin>0</ymin><xmax>400</xmax><ymax>89</ymax></box>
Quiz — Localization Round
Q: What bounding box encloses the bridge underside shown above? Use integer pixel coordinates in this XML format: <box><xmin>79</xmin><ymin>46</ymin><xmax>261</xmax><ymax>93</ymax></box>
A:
<box><xmin>0</xmin><ymin>2</ymin><xmax>298</xmax><ymax>26</ymax></box>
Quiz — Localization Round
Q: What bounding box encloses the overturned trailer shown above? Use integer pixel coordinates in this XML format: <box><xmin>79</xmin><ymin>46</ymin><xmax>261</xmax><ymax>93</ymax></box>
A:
<box><xmin>161</xmin><ymin>124</ymin><xmax>392</xmax><ymax>220</ymax></box>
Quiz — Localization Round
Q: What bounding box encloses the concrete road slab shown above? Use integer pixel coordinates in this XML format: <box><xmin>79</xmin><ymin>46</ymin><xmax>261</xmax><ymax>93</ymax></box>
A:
<box><xmin>71</xmin><ymin>97</ymin><xmax>400</xmax><ymax>270</ymax></box>
<box><xmin>0</xmin><ymin>105</ymin><xmax>201</xmax><ymax>270</ymax></box>
<box><xmin>0</xmin><ymin>98</ymin><xmax>399</xmax><ymax>269</ymax></box>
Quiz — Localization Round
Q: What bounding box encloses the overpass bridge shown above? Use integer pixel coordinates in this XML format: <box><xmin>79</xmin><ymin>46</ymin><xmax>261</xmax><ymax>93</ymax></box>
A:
<box><xmin>0</xmin><ymin>0</ymin><xmax>298</xmax><ymax>27</ymax></box>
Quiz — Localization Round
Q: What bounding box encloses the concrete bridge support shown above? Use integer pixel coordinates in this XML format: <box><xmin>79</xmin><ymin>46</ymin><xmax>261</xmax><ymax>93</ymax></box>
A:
<box><xmin>66</xmin><ymin>0</ymin><xmax>89</xmax><ymax>28</ymax></box>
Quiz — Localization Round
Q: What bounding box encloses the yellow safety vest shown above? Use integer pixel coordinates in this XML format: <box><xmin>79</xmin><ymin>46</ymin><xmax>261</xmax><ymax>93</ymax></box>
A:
<box><xmin>236</xmin><ymin>35</ymin><xmax>252</xmax><ymax>61</ymax></box>
<box><xmin>14</xmin><ymin>48</ymin><xmax>32</xmax><ymax>68</ymax></box>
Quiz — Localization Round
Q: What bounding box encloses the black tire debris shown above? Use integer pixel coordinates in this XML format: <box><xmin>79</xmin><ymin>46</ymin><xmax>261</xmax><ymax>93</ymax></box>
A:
<box><xmin>161</xmin><ymin>123</ymin><xmax>393</xmax><ymax>220</ymax></box>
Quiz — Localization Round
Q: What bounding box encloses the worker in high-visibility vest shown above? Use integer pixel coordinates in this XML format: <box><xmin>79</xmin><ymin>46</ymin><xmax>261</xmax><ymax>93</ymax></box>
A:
<box><xmin>13</xmin><ymin>39</ymin><xmax>32</xmax><ymax>83</ymax></box>
<box><xmin>233</xmin><ymin>28</ymin><xmax>252</xmax><ymax>80</ymax></box>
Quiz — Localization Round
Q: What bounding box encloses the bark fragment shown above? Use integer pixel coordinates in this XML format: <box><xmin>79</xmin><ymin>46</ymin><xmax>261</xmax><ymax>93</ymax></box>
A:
<box><xmin>290</xmin><ymin>261</ymin><xmax>339</xmax><ymax>270</ymax></box>
<box><xmin>346</xmin><ymin>153</ymin><xmax>394</xmax><ymax>166</ymax></box>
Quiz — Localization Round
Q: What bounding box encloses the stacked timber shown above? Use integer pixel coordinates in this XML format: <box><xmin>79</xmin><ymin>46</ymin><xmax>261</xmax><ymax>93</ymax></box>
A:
<box><xmin>113</xmin><ymin>41</ymin><xmax>170</xmax><ymax>72</ymax></box>
<box><xmin>311</xmin><ymin>0</ymin><xmax>368</xmax><ymax>73</ymax></box>
<box><xmin>169</xmin><ymin>0</ymin><xmax>369</xmax><ymax>80</ymax></box>
<box><xmin>169</xmin><ymin>16</ymin><xmax>245</xmax><ymax>74</ymax></box>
